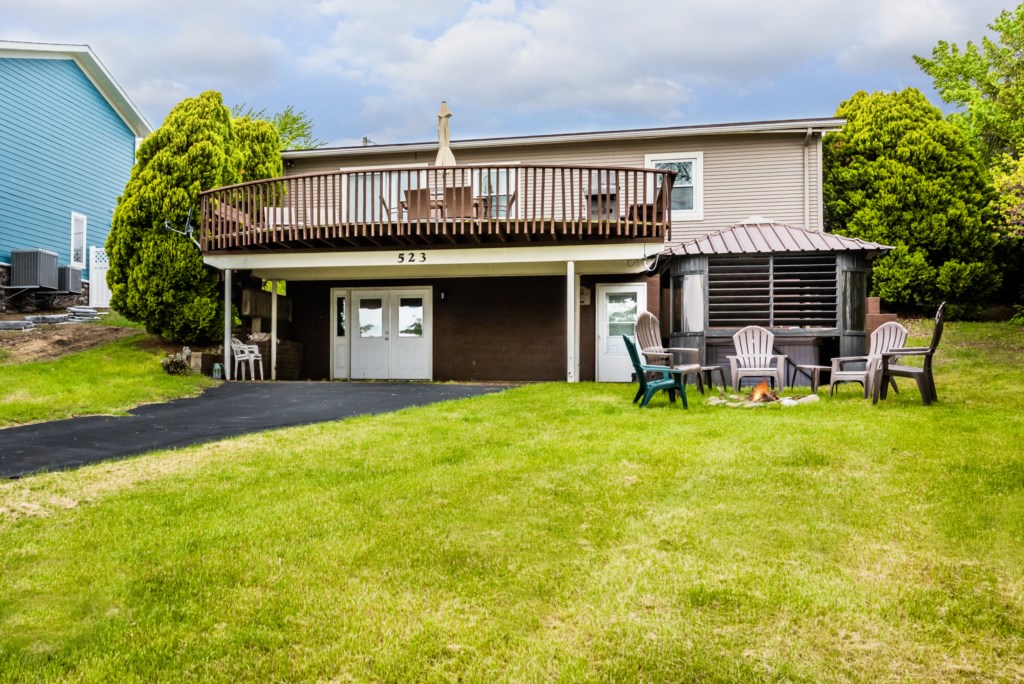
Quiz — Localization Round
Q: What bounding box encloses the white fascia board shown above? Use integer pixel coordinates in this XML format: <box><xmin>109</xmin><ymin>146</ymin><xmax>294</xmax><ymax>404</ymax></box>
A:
<box><xmin>0</xmin><ymin>41</ymin><xmax>152</xmax><ymax>137</ymax></box>
<box><xmin>284</xmin><ymin>118</ymin><xmax>845</xmax><ymax>160</ymax></box>
<box><xmin>204</xmin><ymin>242</ymin><xmax>662</xmax><ymax>280</ymax></box>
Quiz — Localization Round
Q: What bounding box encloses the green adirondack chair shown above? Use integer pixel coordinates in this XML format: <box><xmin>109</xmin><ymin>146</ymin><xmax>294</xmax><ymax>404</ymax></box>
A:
<box><xmin>623</xmin><ymin>336</ymin><xmax>688</xmax><ymax>408</ymax></box>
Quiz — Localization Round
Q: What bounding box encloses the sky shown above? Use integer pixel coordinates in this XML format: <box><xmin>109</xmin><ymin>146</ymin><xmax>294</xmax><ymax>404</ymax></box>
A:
<box><xmin>2</xmin><ymin>0</ymin><xmax>1019</xmax><ymax>147</ymax></box>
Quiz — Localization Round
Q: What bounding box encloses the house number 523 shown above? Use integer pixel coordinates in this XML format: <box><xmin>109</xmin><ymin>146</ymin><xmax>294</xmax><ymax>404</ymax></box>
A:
<box><xmin>397</xmin><ymin>252</ymin><xmax>427</xmax><ymax>263</ymax></box>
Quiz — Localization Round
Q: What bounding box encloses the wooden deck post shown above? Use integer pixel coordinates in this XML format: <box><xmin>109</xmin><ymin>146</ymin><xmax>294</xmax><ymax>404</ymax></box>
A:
<box><xmin>223</xmin><ymin>268</ymin><xmax>232</xmax><ymax>380</ymax></box>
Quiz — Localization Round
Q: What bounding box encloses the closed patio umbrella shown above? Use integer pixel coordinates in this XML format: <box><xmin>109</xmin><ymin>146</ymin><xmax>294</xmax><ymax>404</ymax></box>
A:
<box><xmin>434</xmin><ymin>101</ymin><xmax>457</xmax><ymax>167</ymax></box>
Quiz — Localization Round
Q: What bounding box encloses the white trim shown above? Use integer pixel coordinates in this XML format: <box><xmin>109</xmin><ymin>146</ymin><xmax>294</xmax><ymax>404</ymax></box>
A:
<box><xmin>70</xmin><ymin>212</ymin><xmax>87</xmax><ymax>268</ymax></box>
<box><xmin>205</xmin><ymin>242</ymin><xmax>662</xmax><ymax>281</ymax></box>
<box><xmin>283</xmin><ymin>119</ymin><xmax>845</xmax><ymax>161</ymax></box>
<box><xmin>644</xmin><ymin>151</ymin><xmax>703</xmax><ymax>222</ymax></box>
<box><xmin>0</xmin><ymin>41</ymin><xmax>152</xmax><ymax>137</ymax></box>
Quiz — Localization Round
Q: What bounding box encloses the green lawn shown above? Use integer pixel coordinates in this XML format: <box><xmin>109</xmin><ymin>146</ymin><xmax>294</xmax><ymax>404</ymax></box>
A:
<box><xmin>0</xmin><ymin>332</ymin><xmax>214</xmax><ymax>427</ymax></box>
<box><xmin>1</xmin><ymin>321</ymin><xmax>1023</xmax><ymax>681</ymax></box>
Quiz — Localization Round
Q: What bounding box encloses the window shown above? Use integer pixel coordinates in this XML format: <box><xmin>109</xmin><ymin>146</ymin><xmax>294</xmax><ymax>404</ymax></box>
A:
<box><xmin>706</xmin><ymin>254</ymin><xmax>838</xmax><ymax>329</ymax></box>
<box><xmin>70</xmin><ymin>212</ymin><xmax>87</xmax><ymax>267</ymax></box>
<box><xmin>644</xmin><ymin>152</ymin><xmax>703</xmax><ymax>221</ymax></box>
<box><xmin>340</xmin><ymin>164</ymin><xmax>428</xmax><ymax>222</ymax></box>
<box><xmin>472</xmin><ymin>165</ymin><xmax>519</xmax><ymax>218</ymax></box>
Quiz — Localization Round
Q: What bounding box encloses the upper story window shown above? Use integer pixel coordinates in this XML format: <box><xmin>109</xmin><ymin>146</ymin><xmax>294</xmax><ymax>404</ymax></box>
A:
<box><xmin>70</xmin><ymin>212</ymin><xmax>87</xmax><ymax>267</ymax></box>
<box><xmin>644</xmin><ymin>152</ymin><xmax>703</xmax><ymax>221</ymax></box>
<box><xmin>472</xmin><ymin>165</ymin><xmax>519</xmax><ymax>219</ymax></box>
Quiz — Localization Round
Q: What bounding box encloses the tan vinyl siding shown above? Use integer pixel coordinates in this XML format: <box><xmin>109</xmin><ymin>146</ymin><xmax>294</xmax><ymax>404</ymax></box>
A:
<box><xmin>285</xmin><ymin>131</ymin><xmax>826</xmax><ymax>244</ymax></box>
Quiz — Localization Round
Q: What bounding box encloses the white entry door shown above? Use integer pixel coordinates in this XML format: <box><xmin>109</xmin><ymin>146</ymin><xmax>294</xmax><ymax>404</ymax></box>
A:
<box><xmin>88</xmin><ymin>247</ymin><xmax>111</xmax><ymax>308</ymax></box>
<box><xmin>330</xmin><ymin>289</ymin><xmax>349</xmax><ymax>380</ymax></box>
<box><xmin>349</xmin><ymin>288</ymin><xmax>432</xmax><ymax>380</ymax></box>
<box><xmin>596</xmin><ymin>283</ymin><xmax>647</xmax><ymax>382</ymax></box>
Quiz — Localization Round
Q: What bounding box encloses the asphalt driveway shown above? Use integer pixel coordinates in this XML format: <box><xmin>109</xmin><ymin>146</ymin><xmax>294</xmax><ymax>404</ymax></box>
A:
<box><xmin>0</xmin><ymin>382</ymin><xmax>509</xmax><ymax>479</ymax></box>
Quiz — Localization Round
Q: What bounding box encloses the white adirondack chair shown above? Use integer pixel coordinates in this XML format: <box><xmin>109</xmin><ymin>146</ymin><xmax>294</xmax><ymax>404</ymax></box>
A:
<box><xmin>829</xmin><ymin>321</ymin><xmax>907</xmax><ymax>398</ymax></box>
<box><xmin>728</xmin><ymin>325</ymin><xmax>787</xmax><ymax>392</ymax></box>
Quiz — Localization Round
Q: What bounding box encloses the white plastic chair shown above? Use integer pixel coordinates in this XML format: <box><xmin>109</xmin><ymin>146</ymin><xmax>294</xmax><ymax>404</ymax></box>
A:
<box><xmin>728</xmin><ymin>326</ymin><xmax>787</xmax><ymax>392</ymax></box>
<box><xmin>829</xmin><ymin>321</ymin><xmax>907</xmax><ymax>398</ymax></box>
<box><xmin>230</xmin><ymin>337</ymin><xmax>264</xmax><ymax>381</ymax></box>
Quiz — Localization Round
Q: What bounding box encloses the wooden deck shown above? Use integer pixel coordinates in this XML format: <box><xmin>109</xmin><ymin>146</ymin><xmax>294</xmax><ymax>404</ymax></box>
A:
<box><xmin>199</xmin><ymin>164</ymin><xmax>674</xmax><ymax>252</ymax></box>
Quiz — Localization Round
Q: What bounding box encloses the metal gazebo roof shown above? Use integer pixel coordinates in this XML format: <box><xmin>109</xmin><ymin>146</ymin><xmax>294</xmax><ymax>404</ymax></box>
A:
<box><xmin>662</xmin><ymin>217</ymin><xmax>893</xmax><ymax>256</ymax></box>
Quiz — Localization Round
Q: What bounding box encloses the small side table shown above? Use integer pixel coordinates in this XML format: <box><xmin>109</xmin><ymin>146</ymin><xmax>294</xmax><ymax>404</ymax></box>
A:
<box><xmin>791</xmin><ymin>364</ymin><xmax>830</xmax><ymax>393</ymax></box>
<box><xmin>701</xmin><ymin>365</ymin><xmax>727</xmax><ymax>393</ymax></box>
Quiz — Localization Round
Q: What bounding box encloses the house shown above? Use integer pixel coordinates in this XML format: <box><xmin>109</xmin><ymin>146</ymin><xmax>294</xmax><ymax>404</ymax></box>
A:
<box><xmin>0</xmin><ymin>41</ymin><xmax>151</xmax><ymax>310</ymax></box>
<box><xmin>199</xmin><ymin>115</ymin><xmax>872</xmax><ymax>382</ymax></box>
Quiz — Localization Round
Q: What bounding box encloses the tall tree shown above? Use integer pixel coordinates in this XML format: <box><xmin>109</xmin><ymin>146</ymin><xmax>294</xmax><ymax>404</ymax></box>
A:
<box><xmin>915</xmin><ymin>3</ymin><xmax>1024</xmax><ymax>164</ymax></box>
<box><xmin>824</xmin><ymin>89</ymin><xmax>1000</xmax><ymax>310</ymax></box>
<box><xmin>232</xmin><ymin>104</ymin><xmax>326</xmax><ymax>150</ymax></box>
<box><xmin>233</xmin><ymin>116</ymin><xmax>283</xmax><ymax>181</ymax></box>
<box><xmin>106</xmin><ymin>91</ymin><xmax>281</xmax><ymax>344</ymax></box>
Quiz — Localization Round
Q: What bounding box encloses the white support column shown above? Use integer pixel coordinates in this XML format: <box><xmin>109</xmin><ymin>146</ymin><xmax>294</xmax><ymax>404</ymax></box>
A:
<box><xmin>573</xmin><ymin>270</ymin><xmax>581</xmax><ymax>382</ymax></box>
<box><xmin>271</xmin><ymin>280</ymin><xmax>278</xmax><ymax>381</ymax></box>
<box><xmin>566</xmin><ymin>260</ymin><xmax>576</xmax><ymax>382</ymax></box>
<box><xmin>223</xmin><ymin>268</ymin><xmax>232</xmax><ymax>380</ymax></box>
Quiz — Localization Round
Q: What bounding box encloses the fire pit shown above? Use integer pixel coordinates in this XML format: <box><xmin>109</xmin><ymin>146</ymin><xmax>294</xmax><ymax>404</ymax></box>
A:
<box><xmin>706</xmin><ymin>379</ymin><xmax>821</xmax><ymax>409</ymax></box>
<box><xmin>747</xmin><ymin>379</ymin><xmax>779</xmax><ymax>403</ymax></box>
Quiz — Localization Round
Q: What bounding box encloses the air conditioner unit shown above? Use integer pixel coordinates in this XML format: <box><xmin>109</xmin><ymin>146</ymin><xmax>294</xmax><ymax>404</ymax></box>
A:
<box><xmin>58</xmin><ymin>266</ymin><xmax>82</xmax><ymax>294</ymax></box>
<box><xmin>10</xmin><ymin>249</ymin><xmax>58</xmax><ymax>289</ymax></box>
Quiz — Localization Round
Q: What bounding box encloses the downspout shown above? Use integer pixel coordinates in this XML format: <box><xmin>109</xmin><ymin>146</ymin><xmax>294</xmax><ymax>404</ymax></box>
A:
<box><xmin>803</xmin><ymin>128</ymin><xmax>812</xmax><ymax>229</ymax></box>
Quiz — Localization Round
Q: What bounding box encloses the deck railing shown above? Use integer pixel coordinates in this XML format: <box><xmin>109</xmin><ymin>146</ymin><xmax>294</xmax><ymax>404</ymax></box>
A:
<box><xmin>199</xmin><ymin>164</ymin><xmax>675</xmax><ymax>251</ymax></box>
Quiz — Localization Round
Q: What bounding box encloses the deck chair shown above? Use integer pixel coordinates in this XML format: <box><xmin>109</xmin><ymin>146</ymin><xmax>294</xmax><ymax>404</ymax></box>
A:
<box><xmin>443</xmin><ymin>185</ymin><xmax>477</xmax><ymax>219</ymax></box>
<box><xmin>873</xmin><ymin>302</ymin><xmax>945</xmax><ymax>405</ymax></box>
<box><xmin>728</xmin><ymin>325</ymin><xmax>787</xmax><ymax>392</ymax></box>
<box><xmin>623</xmin><ymin>336</ymin><xmax>687</xmax><ymax>408</ymax></box>
<box><xmin>626</xmin><ymin>171</ymin><xmax>674</xmax><ymax>223</ymax></box>
<box><xmin>829</xmin><ymin>321</ymin><xmax>907</xmax><ymax>398</ymax></box>
<box><xmin>634</xmin><ymin>311</ymin><xmax>705</xmax><ymax>393</ymax></box>
<box><xmin>404</xmin><ymin>188</ymin><xmax>434</xmax><ymax>221</ymax></box>
<box><xmin>230</xmin><ymin>337</ymin><xmax>264</xmax><ymax>381</ymax></box>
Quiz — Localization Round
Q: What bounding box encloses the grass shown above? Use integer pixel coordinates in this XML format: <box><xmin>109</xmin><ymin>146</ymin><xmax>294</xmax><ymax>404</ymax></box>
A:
<box><xmin>1</xmin><ymin>321</ymin><xmax>1023</xmax><ymax>681</ymax></box>
<box><xmin>0</xmin><ymin>333</ymin><xmax>215</xmax><ymax>427</ymax></box>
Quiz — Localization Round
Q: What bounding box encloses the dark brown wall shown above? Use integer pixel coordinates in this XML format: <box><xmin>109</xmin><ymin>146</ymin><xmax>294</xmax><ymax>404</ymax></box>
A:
<box><xmin>287</xmin><ymin>276</ymin><xmax>566</xmax><ymax>381</ymax></box>
<box><xmin>434</xmin><ymin>277</ymin><xmax>565</xmax><ymax>381</ymax></box>
<box><xmin>285</xmin><ymin>273</ymin><xmax>655</xmax><ymax>382</ymax></box>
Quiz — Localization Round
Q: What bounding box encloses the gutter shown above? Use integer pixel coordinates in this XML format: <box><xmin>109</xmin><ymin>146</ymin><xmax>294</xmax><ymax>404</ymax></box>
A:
<box><xmin>284</xmin><ymin>118</ymin><xmax>846</xmax><ymax>161</ymax></box>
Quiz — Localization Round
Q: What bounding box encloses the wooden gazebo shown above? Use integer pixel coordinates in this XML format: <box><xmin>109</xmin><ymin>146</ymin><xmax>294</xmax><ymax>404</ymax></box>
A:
<box><xmin>660</xmin><ymin>218</ymin><xmax>892</xmax><ymax>375</ymax></box>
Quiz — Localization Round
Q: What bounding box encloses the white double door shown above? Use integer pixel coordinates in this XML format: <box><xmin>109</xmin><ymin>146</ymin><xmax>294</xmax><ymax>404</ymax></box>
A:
<box><xmin>331</xmin><ymin>288</ymin><xmax>432</xmax><ymax>380</ymax></box>
<box><xmin>595</xmin><ymin>283</ymin><xmax>647</xmax><ymax>382</ymax></box>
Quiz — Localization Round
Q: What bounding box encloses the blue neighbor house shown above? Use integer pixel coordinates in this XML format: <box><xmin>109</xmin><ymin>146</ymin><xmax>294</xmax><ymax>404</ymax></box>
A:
<box><xmin>0</xmin><ymin>41</ymin><xmax>151</xmax><ymax>310</ymax></box>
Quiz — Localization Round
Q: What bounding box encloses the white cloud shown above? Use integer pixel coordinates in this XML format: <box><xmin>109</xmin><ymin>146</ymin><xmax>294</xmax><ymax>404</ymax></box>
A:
<box><xmin>3</xmin><ymin>0</ymin><xmax>1019</xmax><ymax>140</ymax></box>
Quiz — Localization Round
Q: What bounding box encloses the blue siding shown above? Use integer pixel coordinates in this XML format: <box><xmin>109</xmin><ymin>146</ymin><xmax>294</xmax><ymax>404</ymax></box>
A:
<box><xmin>0</xmin><ymin>58</ymin><xmax>136</xmax><ymax>281</ymax></box>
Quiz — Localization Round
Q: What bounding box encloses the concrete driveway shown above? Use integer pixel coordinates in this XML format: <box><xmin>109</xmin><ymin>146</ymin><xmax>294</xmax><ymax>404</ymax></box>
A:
<box><xmin>0</xmin><ymin>382</ymin><xmax>509</xmax><ymax>478</ymax></box>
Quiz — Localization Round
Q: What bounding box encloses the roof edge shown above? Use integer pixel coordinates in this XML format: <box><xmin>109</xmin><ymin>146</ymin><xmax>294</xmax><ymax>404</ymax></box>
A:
<box><xmin>0</xmin><ymin>40</ymin><xmax>152</xmax><ymax>138</ymax></box>
<box><xmin>662</xmin><ymin>220</ymin><xmax>894</xmax><ymax>257</ymax></box>
<box><xmin>283</xmin><ymin>117</ymin><xmax>844</xmax><ymax>159</ymax></box>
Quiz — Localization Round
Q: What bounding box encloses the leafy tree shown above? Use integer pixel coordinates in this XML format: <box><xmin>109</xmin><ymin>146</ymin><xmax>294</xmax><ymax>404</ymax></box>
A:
<box><xmin>233</xmin><ymin>116</ymin><xmax>283</xmax><ymax>182</ymax></box>
<box><xmin>915</xmin><ymin>4</ymin><xmax>1024</xmax><ymax>164</ymax></box>
<box><xmin>107</xmin><ymin>91</ymin><xmax>282</xmax><ymax>344</ymax></box>
<box><xmin>824</xmin><ymin>89</ymin><xmax>1000</xmax><ymax>310</ymax></box>
<box><xmin>990</xmin><ymin>155</ymin><xmax>1024</xmax><ymax>302</ymax></box>
<box><xmin>231</xmin><ymin>104</ymin><xmax>326</xmax><ymax>150</ymax></box>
